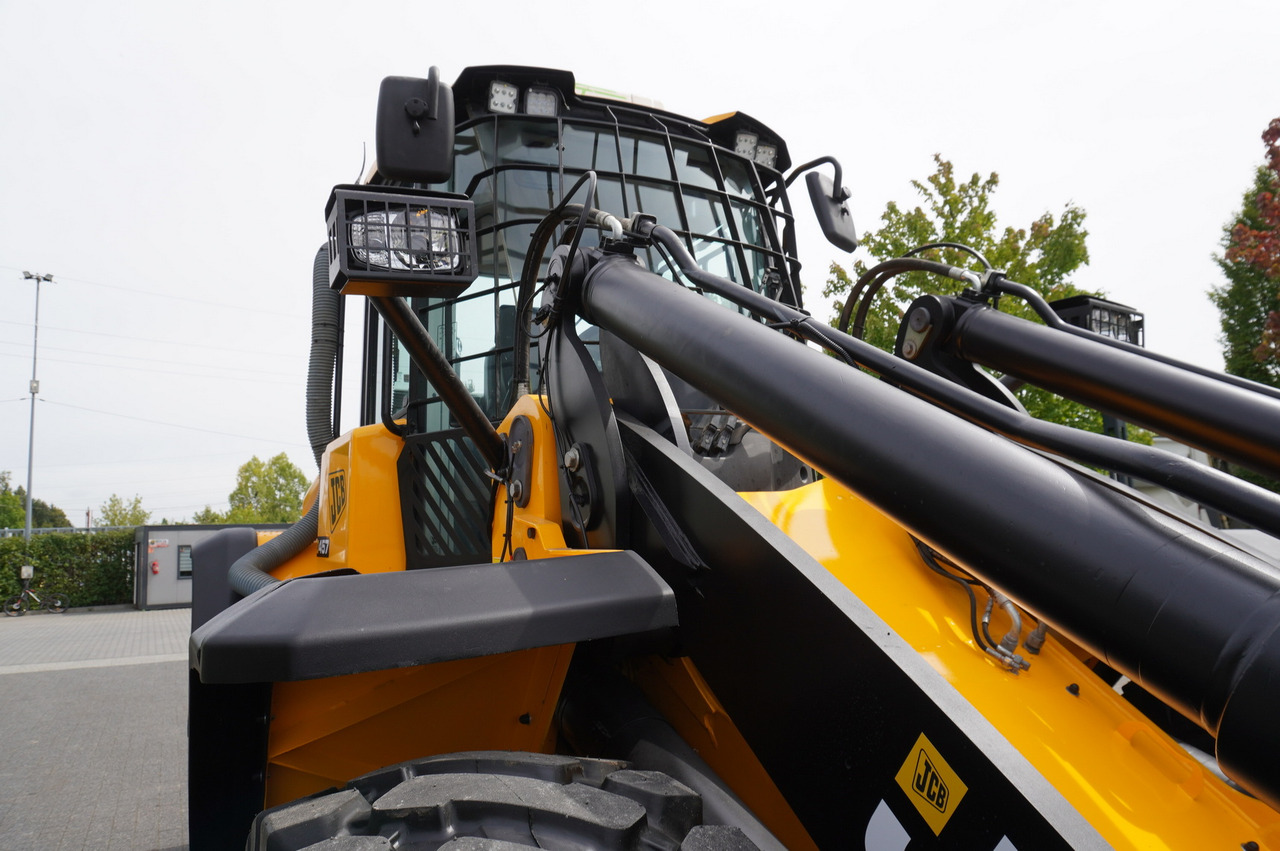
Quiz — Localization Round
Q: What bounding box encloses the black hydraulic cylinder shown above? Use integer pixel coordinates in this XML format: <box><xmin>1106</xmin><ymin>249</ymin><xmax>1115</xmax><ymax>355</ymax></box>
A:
<box><xmin>951</xmin><ymin>304</ymin><xmax>1280</xmax><ymax>481</ymax></box>
<box><xmin>578</xmin><ymin>253</ymin><xmax>1280</xmax><ymax>808</ymax></box>
<box><xmin>646</xmin><ymin>227</ymin><xmax>1280</xmax><ymax>534</ymax></box>
<box><xmin>369</xmin><ymin>295</ymin><xmax>506</xmax><ymax>471</ymax></box>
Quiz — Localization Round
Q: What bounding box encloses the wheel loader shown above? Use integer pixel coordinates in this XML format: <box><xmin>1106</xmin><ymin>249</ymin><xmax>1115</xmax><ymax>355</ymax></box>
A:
<box><xmin>188</xmin><ymin>65</ymin><xmax>1280</xmax><ymax>849</ymax></box>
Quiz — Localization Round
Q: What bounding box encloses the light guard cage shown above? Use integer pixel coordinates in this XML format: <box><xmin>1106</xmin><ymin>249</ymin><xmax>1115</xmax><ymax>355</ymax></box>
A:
<box><xmin>1050</xmin><ymin>294</ymin><xmax>1145</xmax><ymax>347</ymax></box>
<box><xmin>327</xmin><ymin>185</ymin><xmax>479</xmax><ymax>298</ymax></box>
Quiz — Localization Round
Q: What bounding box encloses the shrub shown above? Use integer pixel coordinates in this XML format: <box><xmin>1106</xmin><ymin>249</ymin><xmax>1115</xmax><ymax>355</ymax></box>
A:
<box><xmin>0</xmin><ymin>531</ymin><xmax>134</xmax><ymax>607</ymax></box>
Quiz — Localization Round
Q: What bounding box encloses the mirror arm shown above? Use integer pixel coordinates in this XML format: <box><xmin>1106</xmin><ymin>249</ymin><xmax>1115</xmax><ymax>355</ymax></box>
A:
<box><xmin>785</xmin><ymin>155</ymin><xmax>847</xmax><ymax>202</ymax></box>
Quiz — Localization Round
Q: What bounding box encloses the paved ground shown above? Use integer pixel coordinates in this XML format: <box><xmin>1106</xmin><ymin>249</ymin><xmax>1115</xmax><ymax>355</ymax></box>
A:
<box><xmin>0</xmin><ymin>606</ymin><xmax>191</xmax><ymax>850</ymax></box>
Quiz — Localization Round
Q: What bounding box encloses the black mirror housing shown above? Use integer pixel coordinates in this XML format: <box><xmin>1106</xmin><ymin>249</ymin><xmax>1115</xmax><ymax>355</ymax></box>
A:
<box><xmin>375</xmin><ymin>69</ymin><xmax>455</xmax><ymax>183</ymax></box>
<box><xmin>806</xmin><ymin>171</ymin><xmax>858</xmax><ymax>252</ymax></box>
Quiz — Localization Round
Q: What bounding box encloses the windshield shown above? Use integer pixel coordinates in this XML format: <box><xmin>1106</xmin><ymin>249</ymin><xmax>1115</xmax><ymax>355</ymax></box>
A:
<box><xmin>453</xmin><ymin>115</ymin><xmax>792</xmax><ymax>291</ymax></box>
<box><xmin>383</xmin><ymin>112</ymin><xmax>797</xmax><ymax>431</ymax></box>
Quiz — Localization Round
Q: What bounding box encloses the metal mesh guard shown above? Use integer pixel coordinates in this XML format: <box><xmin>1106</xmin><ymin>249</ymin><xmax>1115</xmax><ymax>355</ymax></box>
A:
<box><xmin>398</xmin><ymin>430</ymin><xmax>491</xmax><ymax>569</ymax></box>
<box><xmin>326</xmin><ymin>185</ymin><xmax>478</xmax><ymax>296</ymax></box>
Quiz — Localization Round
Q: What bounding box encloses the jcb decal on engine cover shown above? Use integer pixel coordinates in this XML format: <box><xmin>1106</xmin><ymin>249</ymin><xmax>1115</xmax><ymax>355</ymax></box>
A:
<box><xmin>328</xmin><ymin>469</ymin><xmax>347</xmax><ymax>528</ymax></box>
<box><xmin>894</xmin><ymin>732</ymin><xmax>968</xmax><ymax>835</ymax></box>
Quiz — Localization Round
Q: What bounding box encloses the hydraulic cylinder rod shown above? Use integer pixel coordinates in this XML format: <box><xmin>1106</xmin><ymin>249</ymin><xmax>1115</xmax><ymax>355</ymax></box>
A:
<box><xmin>578</xmin><ymin>252</ymin><xmax>1280</xmax><ymax>808</ymax></box>
<box><xmin>950</xmin><ymin>303</ymin><xmax>1280</xmax><ymax>480</ymax></box>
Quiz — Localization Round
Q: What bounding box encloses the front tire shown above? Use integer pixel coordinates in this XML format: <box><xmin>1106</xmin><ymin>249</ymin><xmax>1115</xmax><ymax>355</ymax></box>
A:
<box><xmin>44</xmin><ymin>594</ymin><xmax>67</xmax><ymax>613</ymax></box>
<box><xmin>248</xmin><ymin>751</ymin><xmax>759</xmax><ymax>851</ymax></box>
<box><xmin>4</xmin><ymin>595</ymin><xmax>24</xmax><ymax>616</ymax></box>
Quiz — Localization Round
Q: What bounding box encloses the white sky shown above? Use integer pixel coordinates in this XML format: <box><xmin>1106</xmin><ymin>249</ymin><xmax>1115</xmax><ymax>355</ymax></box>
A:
<box><xmin>2</xmin><ymin>0</ymin><xmax>1277</xmax><ymax>526</ymax></box>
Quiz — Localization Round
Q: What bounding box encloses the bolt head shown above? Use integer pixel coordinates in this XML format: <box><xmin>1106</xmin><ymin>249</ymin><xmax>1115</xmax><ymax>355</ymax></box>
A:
<box><xmin>908</xmin><ymin>307</ymin><xmax>931</xmax><ymax>332</ymax></box>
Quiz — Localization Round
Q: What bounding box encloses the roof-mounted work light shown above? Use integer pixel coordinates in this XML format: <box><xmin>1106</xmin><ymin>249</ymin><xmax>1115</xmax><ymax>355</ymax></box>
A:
<box><xmin>524</xmin><ymin>87</ymin><xmax>559</xmax><ymax>117</ymax></box>
<box><xmin>326</xmin><ymin>185</ymin><xmax>478</xmax><ymax>298</ymax></box>
<box><xmin>1050</xmin><ymin>295</ymin><xmax>1145</xmax><ymax>347</ymax></box>
<box><xmin>488</xmin><ymin>80</ymin><xmax>519</xmax><ymax>113</ymax></box>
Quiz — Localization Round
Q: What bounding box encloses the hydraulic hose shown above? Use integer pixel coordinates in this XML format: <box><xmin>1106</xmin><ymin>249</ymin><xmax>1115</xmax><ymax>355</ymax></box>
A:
<box><xmin>514</xmin><ymin>204</ymin><xmax>584</xmax><ymax>398</ymax></box>
<box><xmin>836</xmin><ymin>257</ymin><xmax>975</xmax><ymax>337</ymax></box>
<box><xmin>231</xmin><ymin>249</ymin><xmax>514</xmax><ymax>599</ymax></box>
<box><xmin>229</xmin><ymin>245</ymin><xmax>343</xmax><ymax>598</ymax></box>
<box><xmin>227</xmin><ymin>502</ymin><xmax>318</xmax><ymax>597</ymax></box>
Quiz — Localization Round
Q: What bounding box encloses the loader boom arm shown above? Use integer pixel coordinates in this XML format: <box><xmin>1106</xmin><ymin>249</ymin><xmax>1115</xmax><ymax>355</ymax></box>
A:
<box><xmin>564</xmin><ymin>245</ymin><xmax>1280</xmax><ymax>809</ymax></box>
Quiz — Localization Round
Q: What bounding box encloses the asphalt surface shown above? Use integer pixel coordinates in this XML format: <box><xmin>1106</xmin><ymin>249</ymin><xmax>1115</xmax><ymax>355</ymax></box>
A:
<box><xmin>0</xmin><ymin>606</ymin><xmax>190</xmax><ymax>850</ymax></box>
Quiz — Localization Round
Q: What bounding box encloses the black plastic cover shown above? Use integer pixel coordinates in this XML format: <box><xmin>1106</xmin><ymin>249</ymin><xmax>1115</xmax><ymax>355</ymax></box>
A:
<box><xmin>191</xmin><ymin>526</ymin><xmax>265</xmax><ymax>631</ymax></box>
<box><xmin>805</xmin><ymin>171</ymin><xmax>857</xmax><ymax>252</ymax></box>
<box><xmin>376</xmin><ymin>71</ymin><xmax>455</xmax><ymax>183</ymax></box>
<box><xmin>190</xmin><ymin>551</ymin><xmax>676</xmax><ymax>684</ymax></box>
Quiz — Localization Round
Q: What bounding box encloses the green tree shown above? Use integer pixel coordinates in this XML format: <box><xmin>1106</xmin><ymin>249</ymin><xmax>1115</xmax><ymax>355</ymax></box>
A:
<box><xmin>1210</xmin><ymin>166</ymin><xmax>1280</xmax><ymax>387</ymax></box>
<box><xmin>196</xmin><ymin>453</ymin><xmax>309</xmax><ymax>524</ymax></box>
<box><xmin>98</xmin><ymin>493</ymin><xmax>151</xmax><ymax>527</ymax></box>
<box><xmin>191</xmin><ymin>505</ymin><xmax>227</xmax><ymax>524</ymax></box>
<box><xmin>11</xmin><ymin>485</ymin><xmax>70</xmax><ymax>528</ymax></box>
<box><xmin>1209</xmin><ymin>118</ymin><xmax>1280</xmax><ymax>492</ymax></box>
<box><xmin>0</xmin><ymin>473</ymin><xmax>24</xmax><ymax>529</ymax></box>
<box><xmin>823</xmin><ymin>154</ymin><xmax>1136</xmax><ymax>436</ymax></box>
<box><xmin>826</xmin><ymin>154</ymin><xmax>1091</xmax><ymax>346</ymax></box>
<box><xmin>1212</xmin><ymin>118</ymin><xmax>1280</xmax><ymax>377</ymax></box>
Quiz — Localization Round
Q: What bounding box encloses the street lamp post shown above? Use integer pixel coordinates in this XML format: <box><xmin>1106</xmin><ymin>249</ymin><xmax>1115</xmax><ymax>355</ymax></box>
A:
<box><xmin>21</xmin><ymin>271</ymin><xmax>52</xmax><ymax>543</ymax></box>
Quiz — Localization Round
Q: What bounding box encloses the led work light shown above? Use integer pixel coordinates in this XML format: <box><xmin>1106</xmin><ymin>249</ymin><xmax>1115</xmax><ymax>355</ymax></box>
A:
<box><xmin>753</xmin><ymin>143</ymin><xmax>779</xmax><ymax>169</ymax></box>
<box><xmin>488</xmin><ymin>80</ymin><xmax>519</xmax><ymax>113</ymax></box>
<box><xmin>326</xmin><ymin>185</ymin><xmax>478</xmax><ymax>297</ymax></box>
<box><xmin>1050</xmin><ymin>295</ymin><xmax>1145</xmax><ymax>347</ymax></box>
<box><xmin>524</xmin><ymin>88</ymin><xmax>559</xmax><ymax>117</ymax></box>
<box><xmin>732</xmin><ymin>130</ymin><xmax>778</xmax><ymax>168</ymax></box>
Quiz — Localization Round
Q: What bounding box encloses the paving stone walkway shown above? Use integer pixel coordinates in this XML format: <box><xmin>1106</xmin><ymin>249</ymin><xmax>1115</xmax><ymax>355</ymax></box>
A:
<box><xmin>0</xmin><ymin>607</ymin><xmax>191</xmax><ymax>850</ymax></box>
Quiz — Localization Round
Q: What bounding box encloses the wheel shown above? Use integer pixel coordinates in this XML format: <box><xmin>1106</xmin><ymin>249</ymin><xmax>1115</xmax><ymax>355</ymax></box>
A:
<box><xmin>44</xmin><ymin>594</ymin><xmax>67</xmax><ymax>614</ymax></box>
<box><xmin>4</xmin><ymin>595</ymin><xmax>24</xmax><ymax>616</ymax></box>
<box><xmin>247</xmin><ymin>751</ymin><xmax>760</xmax><ymax>851</ymax></box>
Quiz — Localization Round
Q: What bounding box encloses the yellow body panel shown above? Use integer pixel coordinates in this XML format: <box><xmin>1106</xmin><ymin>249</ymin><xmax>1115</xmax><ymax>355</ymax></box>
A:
<box><xmin>630</xmin><ymin>655</ymin><xmax>819</xmax><ymax>851</ymax></box>
<box><xmin>252</xmin><ymin>397</ymin><xmax>1278</xmax><ymax>846</ymax></box>
<box><xmin>264</xmin><ymin>646</ymin><xmax>574</xmax><ymax>808</ymax></box>
<box><xmin>263</xmin><ymin>400</ymin><xmax>585</xmax><ymax>808</ymax></box>
<box><xmin>490</xmin><ymin>395</ymin><xmax>575</xmax><ymax>558</ymax></box>
<box><xmin>741</xmin><ymin>478</ymin><xmax>1280</xmax><ymax>851</ymax></box>
<box><xmin>272</xmin><ymin>423</ymin><xmax>407</xmax><ymax>581</ymax></box>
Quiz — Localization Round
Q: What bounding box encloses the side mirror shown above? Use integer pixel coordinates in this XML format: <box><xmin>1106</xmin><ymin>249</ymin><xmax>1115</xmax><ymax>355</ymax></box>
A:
<box><xmin>806</xmin><ymin>170</ymin><xmax>858</xmax><ymax>252</ymax></box>
<box><xmin>375</xmin><ymin>68</ymin><xmax>455</xmax><ymax>183</ymax></box>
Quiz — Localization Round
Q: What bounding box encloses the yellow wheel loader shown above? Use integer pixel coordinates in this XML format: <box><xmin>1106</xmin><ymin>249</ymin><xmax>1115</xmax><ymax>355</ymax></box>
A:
<box><xmin>189</xmin><ymin>66</ymin><xmax>1280</xmax><ymax>850</ymax></box>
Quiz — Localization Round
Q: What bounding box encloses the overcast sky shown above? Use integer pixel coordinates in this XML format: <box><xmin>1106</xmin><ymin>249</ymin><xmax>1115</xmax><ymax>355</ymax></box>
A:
<box><xmin>2</xmin><ymin>1</ymin><xmax>1277</xmax><ymax>526</ymax></box>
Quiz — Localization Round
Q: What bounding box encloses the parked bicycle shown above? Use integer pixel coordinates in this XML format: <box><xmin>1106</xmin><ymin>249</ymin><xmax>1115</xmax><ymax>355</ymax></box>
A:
<box><xmin>4</xmin><ymin>565</ymin><xmax>67</xmax><ymax>616</ymax></box>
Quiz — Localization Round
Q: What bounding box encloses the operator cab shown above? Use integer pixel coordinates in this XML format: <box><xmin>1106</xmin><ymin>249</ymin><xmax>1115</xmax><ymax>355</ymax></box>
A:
<box><xmin>348</xmin><ymin>66</ymin><xmax>843</xmax><ymax>542</ymax></box>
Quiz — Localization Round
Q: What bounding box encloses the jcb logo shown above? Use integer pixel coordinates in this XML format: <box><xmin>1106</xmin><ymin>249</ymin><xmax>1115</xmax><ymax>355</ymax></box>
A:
<box><xmin>894</xmin><ymin>733</ymin><xmax>967</xmax><ymax>836</ymax></box>
<box><xmin>328</xmin><ymin>470</ymin><xmax>347</xmax><ymax>527</ymax></box>
<box><xmin>912</xmin><ymin>751</ymin><xmax>949</xmax><ymax>812</ymax></box>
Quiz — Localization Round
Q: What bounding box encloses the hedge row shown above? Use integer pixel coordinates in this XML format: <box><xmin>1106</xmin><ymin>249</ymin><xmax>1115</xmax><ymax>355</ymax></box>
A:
<box><xmin>0</xmin><ymin>531</ymin><xmax>134</xmax><ymax>607</ymax></box>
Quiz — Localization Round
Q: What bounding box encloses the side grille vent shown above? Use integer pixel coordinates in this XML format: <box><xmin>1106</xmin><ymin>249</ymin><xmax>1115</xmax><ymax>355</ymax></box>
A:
<box><xmin>398</xmin><ymin>429</ymin><xmax>492</xmax><ymax>568</ymax></box>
